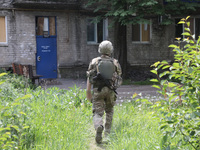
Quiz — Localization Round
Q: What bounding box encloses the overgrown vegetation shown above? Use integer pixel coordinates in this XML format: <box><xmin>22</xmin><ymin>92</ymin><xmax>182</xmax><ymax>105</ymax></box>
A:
<box><xmin>0</xmin><ymin>74</ymin><xmax>92</xmax><ymax>149</ymax></box>
<box><xmin>151</xmin><ymin>16</ymin><xmax>200</xmax><ymax>149</ymax></box>
<box><xmin>1</xmin><ymin>17</ymin><xmax>199</xmax><ymax>148</ymax></box>
<box><xmin>0</xmin><ymin>70</ymin><xmax>194</xmax><ymax>149</ymax></box>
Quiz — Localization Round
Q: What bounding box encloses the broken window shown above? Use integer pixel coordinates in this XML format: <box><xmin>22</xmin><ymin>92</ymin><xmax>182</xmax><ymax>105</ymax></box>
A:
<box><xmin>36</xmin><ymin>17</ymin><xmax>56</xmax><ymax>37</ymax></box>
<box><xmin>0</xmin><ymin>16</ymin><xmax>7</xmax><ymax>43</ymax></box>
<box><xmin>132</xmin><ymin>22</ymin><xmax>151</xmax><ymax>42</ymax></box>
<box><xmin>87</xmin><ymin>18</ymin><xmax>108</xmax><ymax>43</ymax></box>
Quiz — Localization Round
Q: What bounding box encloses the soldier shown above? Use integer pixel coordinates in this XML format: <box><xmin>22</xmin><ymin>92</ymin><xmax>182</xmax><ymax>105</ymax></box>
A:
<box><xmin>86</xmin><ymin>40</ymin><xmax>122</xmax><ymax>144</ymax></box>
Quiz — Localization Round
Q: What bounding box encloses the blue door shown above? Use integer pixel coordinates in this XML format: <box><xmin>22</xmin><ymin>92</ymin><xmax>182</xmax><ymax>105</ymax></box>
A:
<box><xmin>36</xmin><ymin>17</ymin><xmax>57</xmax><ymax>78</ymax></box>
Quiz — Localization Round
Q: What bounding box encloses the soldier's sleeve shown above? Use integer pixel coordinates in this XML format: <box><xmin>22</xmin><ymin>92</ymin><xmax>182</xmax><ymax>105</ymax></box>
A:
<box><xmin>86</xmin><ymin>58</ymin><xmax>99</xmax><ymax>84</ymax></box>
<box><xmin>86</xmin><ymin>61</ymin><xmax>94</xmax><ymax>77</ymax></box>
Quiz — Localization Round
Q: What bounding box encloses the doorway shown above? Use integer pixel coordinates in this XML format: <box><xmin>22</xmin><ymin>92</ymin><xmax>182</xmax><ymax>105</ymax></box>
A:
<box><xmin>36</xmin><ymin>16</ymin><xmax>57</xmax><ymax>78</ymax></box>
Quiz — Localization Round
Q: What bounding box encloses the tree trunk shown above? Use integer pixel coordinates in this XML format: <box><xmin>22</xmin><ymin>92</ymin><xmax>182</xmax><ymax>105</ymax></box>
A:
<box><xmin>114</xmin><ymin>23</ymin><xmax>128</xmax><ymax>78</ymax></box>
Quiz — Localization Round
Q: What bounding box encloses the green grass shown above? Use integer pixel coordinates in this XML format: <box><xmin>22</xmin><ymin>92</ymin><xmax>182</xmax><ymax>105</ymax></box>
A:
<box><xmin>0</xmin><ymin>74</ymin><xmax>194</xmax><ymax>150</ymax></box>
<box><xmin>106</xmin><ymin>103</ymin><xmax>161</xmax><ymax>150</ymax></box>
<box><xmin>22</xmin><ymin>86</ymin><xmax>93</xmax><ymax>150</ymax></box>
<box><xmin>0</xmin><ymin>74</ymin><xmax>93</xmax><ymax>149</ymax></box>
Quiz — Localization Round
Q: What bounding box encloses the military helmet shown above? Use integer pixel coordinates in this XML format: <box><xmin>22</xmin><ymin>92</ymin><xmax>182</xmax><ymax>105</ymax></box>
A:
<box><xmin>98</xmin><ymin>40</ymin><xmax>113</xmax><ymax>55</ymax></box>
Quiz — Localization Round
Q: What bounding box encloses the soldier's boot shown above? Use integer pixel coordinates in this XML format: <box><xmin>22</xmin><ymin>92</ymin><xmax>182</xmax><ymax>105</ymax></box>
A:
<box><xmin>95</xmin><ymin>125</ymin><xmax>103</xmax><ymax>144</ymax></box>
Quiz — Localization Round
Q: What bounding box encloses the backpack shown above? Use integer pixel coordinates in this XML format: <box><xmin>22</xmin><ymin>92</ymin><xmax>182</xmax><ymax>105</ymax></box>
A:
<box><xmin>96</xmin><ymin>58</ymin><xmax>115</xmax><ymax>80</ymax></box>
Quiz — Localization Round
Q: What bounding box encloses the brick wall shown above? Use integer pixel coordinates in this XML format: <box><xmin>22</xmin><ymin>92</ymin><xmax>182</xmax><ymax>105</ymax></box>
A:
<box><xmin>126</xmin><ymin>18</ymin><xmax>174</xmax><ymax>66</ymax></box>
<box><xmin>0</xmin><ymin>1</ymin><xmax>177</xmax><ymax>79</ymax></box>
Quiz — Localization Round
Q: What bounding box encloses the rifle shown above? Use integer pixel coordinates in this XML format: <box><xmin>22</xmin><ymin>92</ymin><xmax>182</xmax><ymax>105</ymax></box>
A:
<box><xmin>93</xmin><ymin>73</ymin><xmax>117</xmax><ymax>94</ymax></box>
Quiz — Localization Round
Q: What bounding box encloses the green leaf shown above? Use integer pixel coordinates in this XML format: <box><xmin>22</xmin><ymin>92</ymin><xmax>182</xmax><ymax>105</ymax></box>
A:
<box><xmin>152</xmin><ymin>85</ymin><xmax>161</xmax><ymax>89</ymax></box>
<box><xmin>0</xmin><ymin>81</ymin><xmax>5</xmax><ymax>85</ymax></box>
<box><xmin>23</xmin><ymin>126</ymin><xmax>29</xmax><ymax>129</ymax></box>
<box><xmin>0</xmin><ymin>73</ymin><xmax>7</xmax><ymax>77</ymax></box>
<box><xmin>172</xmin><ymin>63</ymin><xmax>179</xmax><ymax>68</ymax></box>
<box><xmin>186</xmin><ymin>16</ymin><xmax>190</xmax><ymax>20</ymax></box>
<box><xmin>15</xmin><ymin>94</ymin><xmax>32</xmax><ymax>101</ymax></box>
<box><xmin>187</xmin><ymin>22</ymin><xmax>190</xmax><ymax>27</ymax></box>
<box><xmin>194</xmin><ymin>112</ymin><xmax>200</xmax><ymax>117</ymax></box>
<box><xmin>120</xmin><ymin>12</ymin><xmax>127</xmax><ymax>17</ymax></box>
<box><xmin>196</xmin><ymin>106</ymin><xmax>200</xmax><ymax>110</ymax></box>
<box><xmin>178</xmin><ymin>21</ymin><xmax>185</xmax><ymax>24</ymax></box>
<box><xmin>113</xmin><ymin>11</ymin><xmax>119</xmax><ymax>16</ymax></box>
<box><xmin>168</xmin><ymin>82</ymin><xmax>177</xmax><ymax>88</ymax></box>
<box><xmin>161</xmin><ymin>60</ymin><xmax>169</xmax><ymax>64</ymax></box>
<box><xmin>132</xmin><ymin>93</ymin><xmax>138</xmax><ymax>99</ymax></box>
<box><xmin>20</xmin><ymin>112</ymin><xmax>27</xmax><ymax>116</ymax></box>
<box><xmin>11</xmin><ymin>125</ymin><xmax>19</xmax><ymax>132</ymax></box>
<box><xmin>12</xmin><ymin>103</ymin><xmax>21</xmax><ymax>106</ymax></box>
<box><xmin>159</xmin><ymin>71</ymin><xmax>169</xmax><ymax>78</ymax></box>
<box><xmin>162</xmin><ymin>65</ymin><xmax>170</xmax><ymax>70</ymax></box>
<box><xmin>168</xmin><ymin>44</ymin><xmax>178</xmax><ymax>48</ymax></box>
<box><xmin>151</xmin><ymin>70</ymin><xmax>157</xmax><ymax>74</ymax></box>
<box><xmin>161</xmin><ymin>134</ymin><xmax>168</xmax><ymax>146</ymax></box>
<box><xmin>188</xmin><ymin>67</ymin><xmax>193</xmax><ymax>73</ymax></box>
<box><xmin>160</xmin><ymin>80</ymin><xmax>167</xmax><ymax>85</ymax></box>
<box><xmin>182</xmin><ymin>32</ymin><xmax>191</xmax><ymax>36</ymax></box>
<box><xmin>160</xmin><ymin>124</ymin><xmax>168</xmax><ymax>130</ymax></box>
<box><xmin>184</xmin><ymin>27</ymin><xmax>190</xmax><ymax>32</ymax></box>
<box><xmin>153</xmin><ymin>61</ymin><xmax>161</xmax><ymax>67</ymax></box>
<box><xmin>150</xmin><ymin>79</ymin><xmax>159</xmax><ymax>83</ymax></box>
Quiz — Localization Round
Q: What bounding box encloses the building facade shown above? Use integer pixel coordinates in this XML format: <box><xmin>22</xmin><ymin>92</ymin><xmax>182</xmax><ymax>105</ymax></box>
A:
<box><xmin>0</xmin><ymin>0</ymin><xmax>196</xmax><ymax>80</ymax></box>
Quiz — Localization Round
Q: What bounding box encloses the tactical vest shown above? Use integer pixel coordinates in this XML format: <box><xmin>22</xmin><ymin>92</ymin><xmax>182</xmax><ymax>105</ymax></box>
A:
<box><xmin>96</xmin><ymin>58</ymin><xmax>115</xmax><ymax>80</ymax></box>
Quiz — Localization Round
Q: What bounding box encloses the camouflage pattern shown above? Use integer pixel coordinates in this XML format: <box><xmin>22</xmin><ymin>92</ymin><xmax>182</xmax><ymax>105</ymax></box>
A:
<box><xmin>87</xmin><ymin>54</ymin><xmax>122</xmax><ymax>134</ymax></box>
<box><xmin>92</xmin><ymin>87</ymin><xmax>116</xmax><ymax>133</ymax></box>
<box><xmin>98</xmin><ymin>40</ymin><xmax>113</xmax><ymax>55</ymax></box>
<box><xmin>86</xmin><ymin>55</ymin><xmax>122</xmax><ymax>88</ymax></box>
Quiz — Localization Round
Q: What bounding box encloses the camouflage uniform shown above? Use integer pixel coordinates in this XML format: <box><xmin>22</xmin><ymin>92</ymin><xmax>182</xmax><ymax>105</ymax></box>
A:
<box><xmin>87</xmin><ymin>55</ymin><xmax>122</xmax><ymax>135</ymax></box>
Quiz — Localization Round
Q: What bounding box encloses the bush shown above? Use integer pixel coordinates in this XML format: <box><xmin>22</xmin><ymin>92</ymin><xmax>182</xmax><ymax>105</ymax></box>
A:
<box><xmin>151</xmin><ymin>16</ymin><xmax>200</xmax><ymax>149</ymax></box>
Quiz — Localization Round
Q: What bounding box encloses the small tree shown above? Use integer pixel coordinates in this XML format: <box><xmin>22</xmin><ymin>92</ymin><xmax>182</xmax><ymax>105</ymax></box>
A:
<box><xmin>151</xmin><ymin>16</ymin><xmax>200</xmax><ymax>149</ymax></box>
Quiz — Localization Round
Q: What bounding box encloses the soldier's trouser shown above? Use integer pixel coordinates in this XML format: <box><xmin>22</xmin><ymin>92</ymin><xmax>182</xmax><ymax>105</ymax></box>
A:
<box><xmin>92</xmin><ymin>86</ymin><xmax>116</xmax><ymax>134</ymax></box>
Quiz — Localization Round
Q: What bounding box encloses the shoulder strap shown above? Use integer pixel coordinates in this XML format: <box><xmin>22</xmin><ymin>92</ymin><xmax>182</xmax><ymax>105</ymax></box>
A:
<box><xmin>96</xmin><ymin>58</ymin><xmax>102</xmax><ymax>73</ymax></box>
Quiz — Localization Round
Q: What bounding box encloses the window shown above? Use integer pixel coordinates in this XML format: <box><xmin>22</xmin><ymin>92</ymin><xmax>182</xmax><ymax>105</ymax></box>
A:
<box><xmin>175</xmin><ymin>18</ymin><xmax>200</xmax><ymax>40</ymax></box>
<box><xmin>87</xmin><ymin>18</ymin><xmax>108</xmax><ymax>43</ymax></box>
<box><xmin>0</xmin><ymin>16</ymin><xmax>7</xmax><ymax>44</ymax></box>
<box><xmin>132</xmin><ymin>23</ymin><xmax>151</xmax><ymax>42</ymax></box>
<box><xmin>36</xmin><ymin>17</ymin><xmax>56</xmax><ymax>37</ymax></box>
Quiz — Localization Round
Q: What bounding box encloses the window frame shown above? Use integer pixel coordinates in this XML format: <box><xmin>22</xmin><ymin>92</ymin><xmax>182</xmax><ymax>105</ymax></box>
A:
<box><xmin>132</xmin><ymin>21</ymin><xmax>152</xmax><ymax>43</ymax></box>
<box><xmin>0</xmin><ymin>16</ymin><xmax>8</xmax><ymax>45</ymax></box>
<box><xmin>87</xmin><ymin>18</ymin><xmax>108</xmax><ymax>44</ymax></box>
<box><xmin>175</xmin><ymin>17</ymin><xmax>200</xmax><ymax>40</ymax></box>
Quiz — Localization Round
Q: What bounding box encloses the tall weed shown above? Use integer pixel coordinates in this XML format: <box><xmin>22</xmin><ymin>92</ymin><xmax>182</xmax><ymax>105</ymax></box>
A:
<box><xmin>0</xmin><ymin>72</ymin><xmax>92</xmax><ymax>149</ymax></box>
<box><xmin>0</xmin><ymin>73</ymin><xmax>31</xmax><ymax>149</ymax></box>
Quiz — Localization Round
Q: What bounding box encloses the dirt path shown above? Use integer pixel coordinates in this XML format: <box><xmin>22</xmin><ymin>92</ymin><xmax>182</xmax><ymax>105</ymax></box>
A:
<box><xmin>88</xmin><ymin>122</ymin><xmax>108</xmax><ymax>150</ymax></box>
